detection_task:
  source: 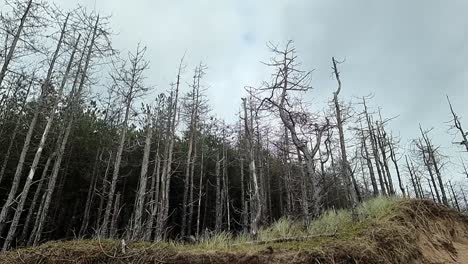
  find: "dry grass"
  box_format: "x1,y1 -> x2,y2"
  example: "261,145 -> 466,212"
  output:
2,197 -> 467,264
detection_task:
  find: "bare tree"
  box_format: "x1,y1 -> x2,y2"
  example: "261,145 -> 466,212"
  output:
0,13 -> 68,239
33,14 -> 102,245
132,105 -> 153,240
388,134 -> 405,196
419,125 -> 448,206
0,0 -> 33,87
447,96 -> 468,152
375,119 -> 395,195
154,57 -> 183,241
359,120 -> 379,196
258,41 -> 328,218
181,64 -> 206,237
362,98 -> 387,195
405,156 -> 420,198
100,44 -> 149,238
331,57 -> 358,218
242,96 -> 261,234
0,75 -> 32,185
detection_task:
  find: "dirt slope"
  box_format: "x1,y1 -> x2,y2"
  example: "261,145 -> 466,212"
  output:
1,199 -> 468,264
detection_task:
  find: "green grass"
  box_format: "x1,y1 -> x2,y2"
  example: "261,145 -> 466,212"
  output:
5,197 -> 404,257
180,196 -> 402,252
3,197 -> 453,264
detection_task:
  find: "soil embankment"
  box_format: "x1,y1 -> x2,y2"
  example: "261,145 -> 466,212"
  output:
1,199 -> 468,264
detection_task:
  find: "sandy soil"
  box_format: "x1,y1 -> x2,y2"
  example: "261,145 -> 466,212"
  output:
454,242 -> 468,263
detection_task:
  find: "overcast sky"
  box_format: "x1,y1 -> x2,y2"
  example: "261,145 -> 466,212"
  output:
55,0 -> 468,182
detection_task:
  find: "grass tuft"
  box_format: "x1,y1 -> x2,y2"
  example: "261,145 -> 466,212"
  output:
358,196 -> 400,220
308,209 -> 352,235
258,217 -> 305,241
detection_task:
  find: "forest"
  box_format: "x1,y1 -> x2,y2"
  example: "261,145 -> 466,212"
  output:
0,0 -> 467,252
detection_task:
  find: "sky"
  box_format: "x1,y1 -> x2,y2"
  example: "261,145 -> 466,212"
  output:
54,0 -> 468,184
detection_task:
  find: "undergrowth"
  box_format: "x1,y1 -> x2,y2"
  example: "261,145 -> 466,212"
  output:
0,197 -> 422,263
183,196 -> 401,251
3,197 -> 465,263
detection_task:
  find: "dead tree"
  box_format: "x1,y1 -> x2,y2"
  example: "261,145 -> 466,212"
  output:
388,135 -> 405,196
154,57 -> 183,241
375,120 -> 395,195
0,14 -> 69,241
0,0 -> 33,87
362,98 -> 386,195
132,105 -> 153,240
222,124 -> 231,231
0,76 -> 32,185
242,97 -> 261,234
195,121 -> 206,238
258,41 -> 327,219
418,138 -> 441,203
331,57 -> 358,218
79,150 -> 101,237
181,64 -> 205,237
419,126 -> 448,206
101,44 -> 149,238
359,120 -> 379,196
144,95 -> 164,240
448,181 -> 460,212
405,156 -> 420,198
2,15 -> 77,250
33,15 -> 101,245
19,151 -> 54,244
447,96 -> 468,152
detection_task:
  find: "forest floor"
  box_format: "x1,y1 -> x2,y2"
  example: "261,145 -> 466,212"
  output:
1,198 -> 468,263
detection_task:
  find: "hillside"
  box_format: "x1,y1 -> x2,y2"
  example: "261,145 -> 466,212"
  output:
1,198 -> 467,264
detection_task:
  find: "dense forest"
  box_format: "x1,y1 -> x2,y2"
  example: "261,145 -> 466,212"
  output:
0,0 -> 467,251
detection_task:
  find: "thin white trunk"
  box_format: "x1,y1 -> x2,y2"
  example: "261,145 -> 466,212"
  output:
0,0 -> 33,86
133,109 -> 153,239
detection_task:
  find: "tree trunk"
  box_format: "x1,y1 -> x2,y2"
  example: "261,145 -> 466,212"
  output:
79,150 -> 101,237
389,140 -> 405,196
109,192 -> 121,238
214,153 -> 223,232
2,19 -> 73,250
449,181 -> 460,212
375,123 -> 395,195
187,136 -> 197,236
242,98 -> 261,235
360,129 -> 379,196
429,150 -> 448,206
19,152 -> 53,244
332,57 -> 358,220
0,0 -> 33,87
132,109 -> 153,239
406,156 -> 420,198
144,139 -> 160,241
155,63 -> 181,241
297,149 -> 309,221
223,141 -> 230,231
96,151 -> 113,233
370,124 -> 387,195
34,16 -> 98,244
363,98 -> 387,196
0,78 -> 32,185
0,15 -> 68,236
195,132 -> 205,238
424,149 -> 441,203
447,96 -> 468,152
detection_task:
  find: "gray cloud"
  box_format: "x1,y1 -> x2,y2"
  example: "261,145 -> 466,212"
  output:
56,0 -> 468,181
